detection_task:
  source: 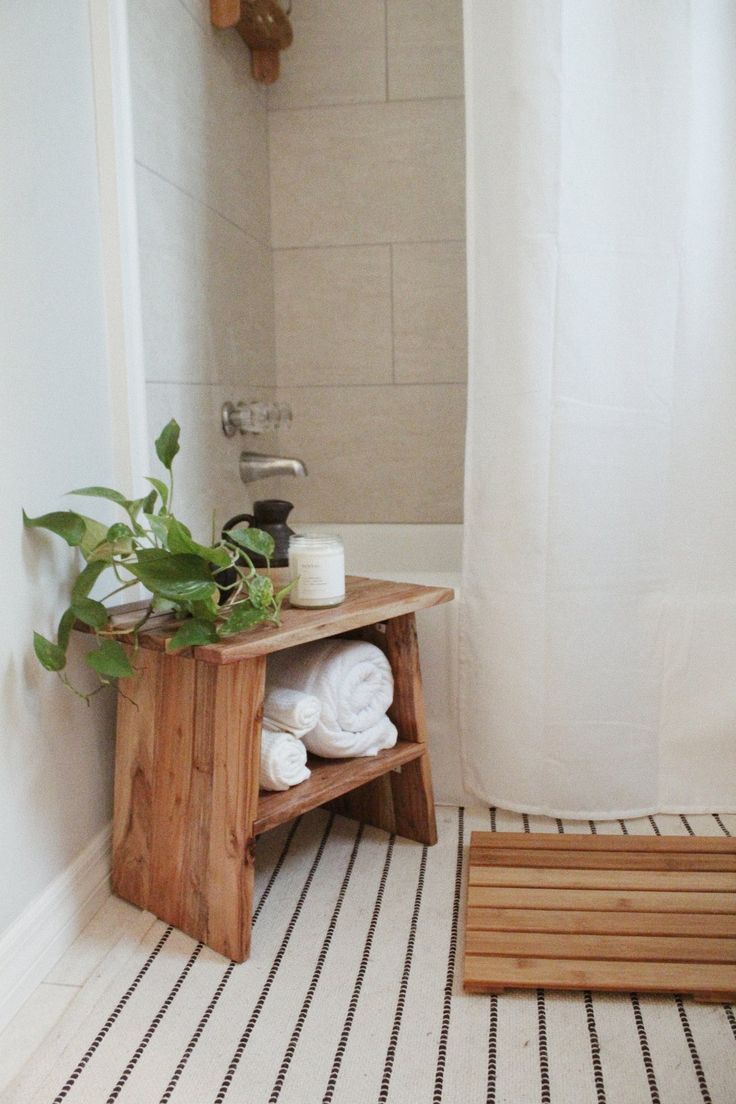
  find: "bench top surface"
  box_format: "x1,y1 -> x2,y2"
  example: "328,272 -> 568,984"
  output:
105,573 -> 454,664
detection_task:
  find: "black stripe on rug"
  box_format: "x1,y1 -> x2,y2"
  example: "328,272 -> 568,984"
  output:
377,843 -> 428,1103
630,992 -> 661,1104
618,819 -> 629,835
158,818 -> 302,1104
537,988 -> 551,1104
213,814 -> 335,1104
581,824 -> 607,1104
584,991 -> 606,1104
648,816 -> 661,836
105,942 -> 203,1103
713,813 -> 732,837
322,834 -> 396,1104
674,994 -> 712,1103
51,926 -> 173,1103
680,815 -> 696,836
486,808 -> 498,1104
432,808 -> 465,1103
268,825 -> 364,1103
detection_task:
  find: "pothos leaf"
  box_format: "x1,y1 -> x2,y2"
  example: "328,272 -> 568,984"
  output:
71,597 -> 109,630
155,420 -> 180,471
23,510 -> 85,547
78,515 -> 109,560
84,640 -> 135,679
217,603 -> 269,637
57,608 -> 76,651
144,513 -> 171,545
145,476 -> 169,510
166,619 -> 219,654
68,486 -> 130,506
247,573 -> 274,609
167,518 -> 231,568
33,632 -> 67,672
225,526 -> 275,560
129,550 -> 217,602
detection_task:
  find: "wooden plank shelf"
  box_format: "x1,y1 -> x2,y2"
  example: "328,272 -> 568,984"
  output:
464,831 -> 736,1001
254,741 -> 425,835
106,574 -> 453,664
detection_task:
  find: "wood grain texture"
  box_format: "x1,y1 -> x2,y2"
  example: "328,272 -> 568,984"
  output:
256,741 -> 424,836
111,647 -> 162,906
471,845 -> 736,871
210,0 -> 240,28
466,907 -> 736,937
469,831 -> 736,853
100,576 -> 454,664
465,931 -> 736,964
468,886 -> 735,913
463,955 -> 736,998
464,831 -> 736,1001
469,866 -> 736,892
325,614 -> 437,844
112,652 -> 266,962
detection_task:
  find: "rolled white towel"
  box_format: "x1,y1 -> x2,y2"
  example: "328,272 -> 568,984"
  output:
260,728 -> 311,792
263,687 -> 321,739
267,639 -> 397,758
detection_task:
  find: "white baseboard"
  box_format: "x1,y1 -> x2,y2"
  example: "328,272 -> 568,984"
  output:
0,823 -> 112,1035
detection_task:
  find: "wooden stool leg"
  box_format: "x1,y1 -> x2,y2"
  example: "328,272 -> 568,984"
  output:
113,649 -> 265,962
330,613 -> 437,845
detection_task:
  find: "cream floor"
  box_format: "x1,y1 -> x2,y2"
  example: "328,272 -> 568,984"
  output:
0,895 -> 159,1097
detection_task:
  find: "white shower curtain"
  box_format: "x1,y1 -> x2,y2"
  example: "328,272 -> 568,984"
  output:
460,0 -> 736,818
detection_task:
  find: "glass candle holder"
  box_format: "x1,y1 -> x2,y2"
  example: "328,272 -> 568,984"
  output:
288,533 -> 345,608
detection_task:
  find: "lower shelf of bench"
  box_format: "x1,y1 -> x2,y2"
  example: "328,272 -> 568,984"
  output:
254,740 -> 425,835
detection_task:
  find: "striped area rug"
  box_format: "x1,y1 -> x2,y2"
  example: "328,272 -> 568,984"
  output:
5,807 -> 736,1104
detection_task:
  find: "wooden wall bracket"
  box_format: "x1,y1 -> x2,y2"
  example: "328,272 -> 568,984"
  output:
210,0 -> 293,85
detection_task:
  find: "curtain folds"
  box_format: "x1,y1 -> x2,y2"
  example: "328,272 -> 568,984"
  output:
460,0 -> 736,818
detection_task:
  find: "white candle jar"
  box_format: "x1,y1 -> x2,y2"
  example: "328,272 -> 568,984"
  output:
288,533 -> 345,608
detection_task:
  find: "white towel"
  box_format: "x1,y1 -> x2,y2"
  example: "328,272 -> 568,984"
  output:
260,728 -> 311,791
267,639 -> 398,758
263,687 -> 321,739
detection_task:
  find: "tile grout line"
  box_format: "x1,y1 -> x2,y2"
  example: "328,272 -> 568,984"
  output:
389,244 -> 397,384
383,0 -> 390,102
272,238 -> 466,254
268,94 -> 465,115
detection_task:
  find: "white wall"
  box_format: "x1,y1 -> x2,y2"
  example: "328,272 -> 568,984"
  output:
0,1 -> 117,933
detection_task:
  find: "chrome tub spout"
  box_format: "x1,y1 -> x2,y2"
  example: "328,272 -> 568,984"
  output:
239,452 -> 308,484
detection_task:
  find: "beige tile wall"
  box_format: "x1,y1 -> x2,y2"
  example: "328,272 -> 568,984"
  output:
129,0 -> 467,529
268,0 -> 467,524
128,0 -> 276,537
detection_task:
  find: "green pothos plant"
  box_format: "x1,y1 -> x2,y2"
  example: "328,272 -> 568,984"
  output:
24,419 -> 292,699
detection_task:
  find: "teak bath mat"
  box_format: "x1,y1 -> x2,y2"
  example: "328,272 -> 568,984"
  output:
464,831 -> 736,1001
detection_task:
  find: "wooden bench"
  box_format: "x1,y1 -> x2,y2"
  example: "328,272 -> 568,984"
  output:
108,575 -> 454,961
